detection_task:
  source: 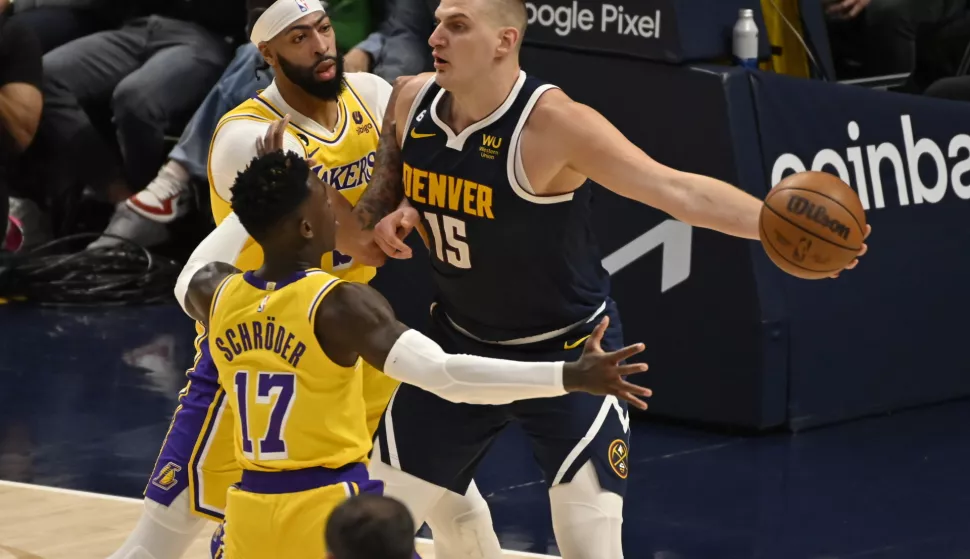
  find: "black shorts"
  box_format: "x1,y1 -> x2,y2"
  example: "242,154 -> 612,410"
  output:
374,298 -> 631,497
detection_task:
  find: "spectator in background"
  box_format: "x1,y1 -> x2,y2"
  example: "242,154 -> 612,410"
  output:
325,494 -> 416,559
8,0 -> 112,53
92,0 -> 399,248
367,0 -> 435,81
0,3 -> 42,251
39,0 -> 243,219
827,0 -> 968,77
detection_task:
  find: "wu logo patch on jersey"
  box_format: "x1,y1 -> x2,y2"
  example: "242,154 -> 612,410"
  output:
480,134 -> 503,160
151,462 -> 182,491
608,439 -> 629,479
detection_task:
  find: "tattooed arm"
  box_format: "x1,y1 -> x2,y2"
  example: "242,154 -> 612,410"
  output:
353,73 -> 435,257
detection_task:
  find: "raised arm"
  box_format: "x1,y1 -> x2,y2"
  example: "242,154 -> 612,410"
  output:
173,212 -> 249,322
314,282 -> 652,408
530,90 -> 762,241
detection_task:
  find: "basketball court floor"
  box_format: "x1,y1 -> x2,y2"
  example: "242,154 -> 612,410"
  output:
2,302 -> 970,558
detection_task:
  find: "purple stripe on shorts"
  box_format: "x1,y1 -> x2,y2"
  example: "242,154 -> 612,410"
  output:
239,462 -> 370,494
145,339 -> 220,508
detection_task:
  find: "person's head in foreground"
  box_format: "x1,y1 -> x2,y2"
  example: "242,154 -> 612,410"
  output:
230,150 -> 336,266
325,493 -> 417,559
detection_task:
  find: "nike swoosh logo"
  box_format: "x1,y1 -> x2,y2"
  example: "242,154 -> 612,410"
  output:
564,335 -> 591,350
307,147 -> 320,159
410,129 -> 436,139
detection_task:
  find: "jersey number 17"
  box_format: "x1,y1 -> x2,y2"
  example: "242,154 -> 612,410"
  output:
234,371 -> 296,461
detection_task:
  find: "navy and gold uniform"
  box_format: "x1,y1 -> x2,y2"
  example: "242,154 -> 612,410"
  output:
208,269 -> 385,558
376,72 -> 631,497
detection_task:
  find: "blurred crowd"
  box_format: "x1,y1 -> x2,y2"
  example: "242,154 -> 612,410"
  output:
0,0 -> 967,255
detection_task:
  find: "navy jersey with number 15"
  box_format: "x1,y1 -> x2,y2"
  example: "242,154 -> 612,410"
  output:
400,72 -> 610,342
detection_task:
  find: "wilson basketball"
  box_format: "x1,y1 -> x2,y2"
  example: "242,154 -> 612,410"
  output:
759,171 -> 866,280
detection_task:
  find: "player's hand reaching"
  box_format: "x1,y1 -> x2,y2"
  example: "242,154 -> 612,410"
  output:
256,114 -> 292,156
562,316 -> 652,410
374,205 -> 420,259
829,224 -> 871,279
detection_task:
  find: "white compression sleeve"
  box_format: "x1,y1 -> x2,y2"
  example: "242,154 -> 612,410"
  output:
173,212 -> 249,314
383,329 -> 567,405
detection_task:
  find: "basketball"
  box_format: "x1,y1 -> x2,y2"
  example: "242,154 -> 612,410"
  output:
759,171 -> 867,280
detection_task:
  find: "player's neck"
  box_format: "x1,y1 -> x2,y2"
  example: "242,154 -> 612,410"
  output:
276,79 -> 340,131
256,255 -> 314,283
445,65 -> 520,133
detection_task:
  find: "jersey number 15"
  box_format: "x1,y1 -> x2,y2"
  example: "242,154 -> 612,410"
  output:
234,371 -> 296,461
424,211 -> 471,269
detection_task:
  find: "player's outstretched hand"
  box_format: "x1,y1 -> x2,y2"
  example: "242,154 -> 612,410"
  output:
374,206 -> 419,259
562,316 -> 652,410
256,114 -> 292,156
829,224 -> 871,279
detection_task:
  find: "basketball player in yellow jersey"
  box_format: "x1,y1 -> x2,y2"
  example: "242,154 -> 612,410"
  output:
184,151 -> 651,558
110,3 -> 493,558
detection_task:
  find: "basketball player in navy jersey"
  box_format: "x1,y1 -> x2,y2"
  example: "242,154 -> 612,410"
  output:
352,0 -> 871,556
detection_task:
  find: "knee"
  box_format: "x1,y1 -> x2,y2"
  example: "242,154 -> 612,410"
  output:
144,491 -> 208,534
112,81 -> 162,124
549,461 -> 624,559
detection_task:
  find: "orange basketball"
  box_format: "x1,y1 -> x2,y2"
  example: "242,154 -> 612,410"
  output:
759,171 -> 867,280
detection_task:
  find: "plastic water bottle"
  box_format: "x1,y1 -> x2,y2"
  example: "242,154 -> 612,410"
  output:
733,8 -> 759,69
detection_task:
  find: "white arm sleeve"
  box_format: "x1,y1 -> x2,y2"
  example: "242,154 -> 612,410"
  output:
383,330 -> 568,405
209,119 -> 308,205
173,212 -> 250,315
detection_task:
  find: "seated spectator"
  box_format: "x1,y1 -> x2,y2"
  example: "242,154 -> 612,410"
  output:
9,0 -> 113,54
827,0 -> 968,78
0,7 -> 43,251
38,0 -> 244,222
325,494 -> 416,559
92,0 -> 401,248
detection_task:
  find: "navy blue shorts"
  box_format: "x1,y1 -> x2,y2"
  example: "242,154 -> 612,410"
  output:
375,299 -> 631,497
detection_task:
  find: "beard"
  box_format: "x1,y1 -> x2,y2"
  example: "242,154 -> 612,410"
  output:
277,52 -> 345,101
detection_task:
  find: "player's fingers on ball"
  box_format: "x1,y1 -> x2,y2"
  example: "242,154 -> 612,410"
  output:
844,259 -> 858,270
864,224 -> 872,239
857,243 -> 868,257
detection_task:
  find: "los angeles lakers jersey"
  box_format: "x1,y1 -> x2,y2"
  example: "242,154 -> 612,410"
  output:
207,269 -> 371,472
208,74 -> 386,285
400,71 -> 610,342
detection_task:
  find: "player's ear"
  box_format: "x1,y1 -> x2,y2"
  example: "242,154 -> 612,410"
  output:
258,43 -> 275,67
300,218 -> 313,240
496,26 -> 519,56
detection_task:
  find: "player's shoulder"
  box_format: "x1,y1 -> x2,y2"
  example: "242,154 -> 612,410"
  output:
345,71 -> 392,99
523,87 -> 582,133
392,73 -> 437,111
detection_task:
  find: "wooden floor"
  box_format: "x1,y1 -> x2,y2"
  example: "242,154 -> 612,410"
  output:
0,481 -> 554,559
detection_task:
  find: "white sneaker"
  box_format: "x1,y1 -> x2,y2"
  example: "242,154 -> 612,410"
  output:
125,162 -> 191,224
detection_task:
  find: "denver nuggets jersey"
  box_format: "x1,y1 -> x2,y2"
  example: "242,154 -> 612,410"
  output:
401,72 -> 610,341
208,269 -> 371,472
208,77 -> 382,285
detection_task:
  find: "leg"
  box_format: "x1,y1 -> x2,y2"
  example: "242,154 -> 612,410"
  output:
166,43 -> 272,182
510,300 -> 629,558
112,20 -> 229,192
109,328 -> 239,558
371,381 -> 506,559
41,25 -> 145,201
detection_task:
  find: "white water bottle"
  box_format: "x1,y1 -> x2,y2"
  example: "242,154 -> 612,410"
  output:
733,8 -> 759,69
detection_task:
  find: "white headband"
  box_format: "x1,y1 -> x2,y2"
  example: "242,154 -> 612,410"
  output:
250,0 -> 326,45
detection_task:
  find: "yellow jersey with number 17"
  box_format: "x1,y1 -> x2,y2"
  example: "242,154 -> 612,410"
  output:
208,268 -> 371,472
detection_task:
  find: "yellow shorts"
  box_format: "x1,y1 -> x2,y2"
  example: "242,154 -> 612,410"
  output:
216,463 -> 383,558
145,325 -> 399,522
